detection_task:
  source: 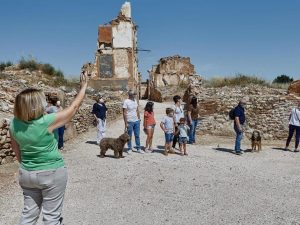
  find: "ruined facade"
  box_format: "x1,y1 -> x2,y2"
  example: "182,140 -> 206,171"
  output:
149,55 -> 196,88
83,2 -> 140,95
145,55 -> 201,102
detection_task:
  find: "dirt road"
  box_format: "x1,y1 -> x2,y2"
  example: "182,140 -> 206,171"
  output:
1,100 -> 300,225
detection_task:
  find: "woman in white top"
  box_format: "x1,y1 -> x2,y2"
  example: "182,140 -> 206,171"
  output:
172,95 -> 185,149
285,107 -> 300,152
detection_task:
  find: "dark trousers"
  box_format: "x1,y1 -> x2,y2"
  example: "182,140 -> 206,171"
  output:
286,124 -> 300,149
58,126 -> 65,149
172,123 -> 180,148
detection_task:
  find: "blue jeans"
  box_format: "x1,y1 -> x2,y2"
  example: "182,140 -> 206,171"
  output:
189,119 -> 198,143
234,125 -> 244,153
58,126 -> 65,149
286,124 -> 300,149
127,120 -> 141,150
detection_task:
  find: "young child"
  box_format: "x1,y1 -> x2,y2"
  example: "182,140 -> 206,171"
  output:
178,118 -> 190,156
143,101 -> 156,152
160,108 -> 175,156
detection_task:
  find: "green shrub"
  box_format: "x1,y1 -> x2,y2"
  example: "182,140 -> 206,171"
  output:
273,74 -> 293,84
19,58 -> 39,71
18,57 -> 65,78
0,61 -> 13,71
54,69 -> 64,78
40,63 -> 55,76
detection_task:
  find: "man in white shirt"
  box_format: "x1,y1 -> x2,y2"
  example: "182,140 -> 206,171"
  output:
123,90 -> 143,154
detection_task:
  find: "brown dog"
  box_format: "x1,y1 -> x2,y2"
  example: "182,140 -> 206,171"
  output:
99,133 -> 130,158
251,131 -> 262,152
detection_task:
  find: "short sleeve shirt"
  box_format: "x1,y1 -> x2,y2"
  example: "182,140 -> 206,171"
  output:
289,108 -> 300,126
188,104 -> 200,120
234,105 -> 246,125
178,124 -> 189,138
9,113 -> 64,171
92,103 -> 107,120
161,116 -> 174,133
144,111 -> 156,127
123,99 -> 139,122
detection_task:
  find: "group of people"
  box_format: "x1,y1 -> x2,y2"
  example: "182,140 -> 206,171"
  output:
8,70 -> 300,224
121,91 -> 200,156
229,97 -> 300,154
92,90 -> 201,156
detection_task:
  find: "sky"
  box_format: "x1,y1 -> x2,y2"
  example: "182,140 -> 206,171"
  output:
0,0 -> 299,81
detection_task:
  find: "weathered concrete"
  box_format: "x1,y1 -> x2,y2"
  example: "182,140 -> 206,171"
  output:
82,2 -> 139,95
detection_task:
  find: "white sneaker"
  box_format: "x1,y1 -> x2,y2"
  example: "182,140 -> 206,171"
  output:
127,149 -> 133,154
137,149 -> 145,154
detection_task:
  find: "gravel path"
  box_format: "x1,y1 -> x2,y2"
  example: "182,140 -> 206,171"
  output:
1,100 -> 300,225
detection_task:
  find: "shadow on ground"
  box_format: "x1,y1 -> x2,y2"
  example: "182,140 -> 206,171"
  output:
213,148 -> 253,155
85,141 -> 98,145
272,147 -> 294,152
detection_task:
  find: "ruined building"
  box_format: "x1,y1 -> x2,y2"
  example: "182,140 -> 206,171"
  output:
145,55 -> 202,102
83,2 -> 140,95
149,55 -> 196,87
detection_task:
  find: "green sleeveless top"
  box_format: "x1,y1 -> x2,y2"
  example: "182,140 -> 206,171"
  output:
10,113 -> 65,171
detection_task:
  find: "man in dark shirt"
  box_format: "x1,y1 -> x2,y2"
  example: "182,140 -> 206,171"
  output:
92,97 -> 108,144
234,98 -> 247,155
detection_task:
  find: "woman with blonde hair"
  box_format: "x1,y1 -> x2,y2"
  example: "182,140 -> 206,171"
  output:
9,73 -> 88,224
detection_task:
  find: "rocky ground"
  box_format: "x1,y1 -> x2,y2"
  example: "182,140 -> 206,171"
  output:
1,100 -> 300,225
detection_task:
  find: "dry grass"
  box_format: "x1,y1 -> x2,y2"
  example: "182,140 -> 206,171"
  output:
203,74 -> 268,87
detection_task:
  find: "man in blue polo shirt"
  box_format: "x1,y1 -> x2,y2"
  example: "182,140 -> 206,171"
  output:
234,98 -> 247,155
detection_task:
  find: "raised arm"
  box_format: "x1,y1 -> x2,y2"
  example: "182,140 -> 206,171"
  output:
48,73 -> 88,132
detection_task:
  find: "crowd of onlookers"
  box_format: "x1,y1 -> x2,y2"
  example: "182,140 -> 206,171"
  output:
92,90 -> 300,155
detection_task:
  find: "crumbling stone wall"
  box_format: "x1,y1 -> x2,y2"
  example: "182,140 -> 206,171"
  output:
196,85 -> 300,140
0,119 -> 14,165
149,55 -> 196,88
288,80 -> 300,96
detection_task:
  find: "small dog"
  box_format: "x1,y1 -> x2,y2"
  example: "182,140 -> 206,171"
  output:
251,131 -> 262,152
99,133 -> 130,158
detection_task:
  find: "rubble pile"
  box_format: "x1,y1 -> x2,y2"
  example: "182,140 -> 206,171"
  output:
0,119 -> 14,165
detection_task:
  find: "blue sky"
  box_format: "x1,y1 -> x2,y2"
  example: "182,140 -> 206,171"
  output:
0,0 -> 299,81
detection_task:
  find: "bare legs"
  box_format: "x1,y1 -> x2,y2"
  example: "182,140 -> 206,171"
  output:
145,128 -> 154,151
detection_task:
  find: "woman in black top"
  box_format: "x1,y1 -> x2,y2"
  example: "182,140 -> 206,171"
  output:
92,97 -> 108,144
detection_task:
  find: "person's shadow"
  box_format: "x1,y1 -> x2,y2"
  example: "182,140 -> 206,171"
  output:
85,141 -> 98,145
272,147 -> 292,152
213,147 -> 252,155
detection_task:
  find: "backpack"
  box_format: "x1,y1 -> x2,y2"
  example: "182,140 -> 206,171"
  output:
229,107 -> 236,120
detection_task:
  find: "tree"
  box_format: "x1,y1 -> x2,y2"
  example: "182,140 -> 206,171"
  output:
273,74 -> 293,83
